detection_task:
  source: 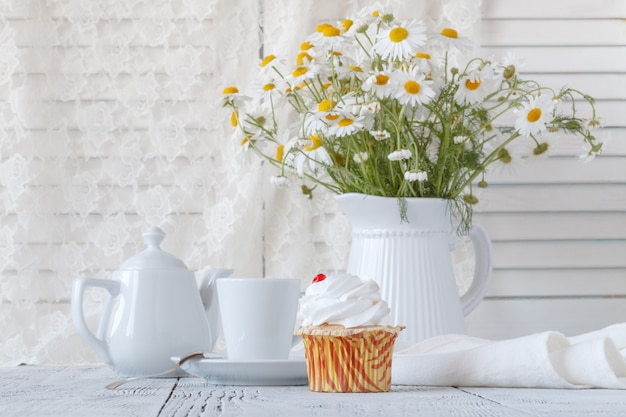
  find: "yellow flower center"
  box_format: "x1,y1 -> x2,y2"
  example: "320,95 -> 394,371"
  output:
372,10 -> 380,17
404,80 -> 421,95
332,51 -> 342,56
240,136 -> 250,147
263,83 -> 275,92
338,118 -> 354,127
389,27 -> 408,43
341,19 -> 353,32
527,108 -> 542,123
441,27 -> 458,39
349,65 -> 363,72
292,66 -> 308,77
261,55 -> 275,68
230,111 -> 238,127
375,74 -> 389,85
318,98 -> 334,112
415,52 -> 431,59
322,26 -> 340,37
325,113 -> 340,121
316,23 -> 332,32
222,86 -> 238,95
275,144 -> 284,162
300,41 -> 313,50
305,135 -> 323,151
296,51 -> 313,65
465,79 -> 481,91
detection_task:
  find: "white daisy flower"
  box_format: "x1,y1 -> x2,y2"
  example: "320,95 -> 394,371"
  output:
241,103 -> 273,137
514,94 -> 555,137
454,135 -> 468,144
303,135 -> 333,177
303,112 -> 328,136
362,69 -> 393,98
370,130 -> 391,141
578,133 -> 609,163
413,51 -> 434,74
327,114 -> 365,137
484,130 -> 526,176
357,102 -> 380,131
434,27 -> 473,52
374,19 -> 427,61
326,50 -> 354,80
490,146 -> 525,175
286,60 -> 319,87
388,149 -> 412,161
308,23 -> 346,48
345,60 -> 368,82
221,86 -> 251,108
404,170 -> 428,182
284,135 -> 332,178
270,176 -> 290,188
353,152 -> 369,163
303,97 -> 336,135
360,101 -> 381,115
392,66 -> 436,107
258,53 -> 287,81
495,52 -> 525,80
454,65 -> 496,105
258,81 -> 279,102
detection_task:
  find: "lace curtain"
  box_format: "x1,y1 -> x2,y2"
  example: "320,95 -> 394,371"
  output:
0,0 -> 480,365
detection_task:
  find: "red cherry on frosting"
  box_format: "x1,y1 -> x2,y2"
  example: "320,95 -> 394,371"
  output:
312,273 -> 326,283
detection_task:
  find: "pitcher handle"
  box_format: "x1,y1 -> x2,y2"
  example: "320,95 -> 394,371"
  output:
71,278 -> 121,366
459,223 -> 493,316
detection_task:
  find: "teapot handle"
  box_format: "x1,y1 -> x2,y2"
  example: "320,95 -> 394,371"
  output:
199,268 -> 234,351
459,223 -> 493,316
71,277 -> 121,366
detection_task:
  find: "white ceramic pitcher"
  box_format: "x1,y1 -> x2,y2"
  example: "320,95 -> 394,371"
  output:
71,226 -> 232,377
335,193 -> 492,347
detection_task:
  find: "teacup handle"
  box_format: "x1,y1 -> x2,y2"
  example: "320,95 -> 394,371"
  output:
71,277 -> 121,366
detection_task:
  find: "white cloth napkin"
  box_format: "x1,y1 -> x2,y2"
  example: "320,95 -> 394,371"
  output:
392,323 -> 626,388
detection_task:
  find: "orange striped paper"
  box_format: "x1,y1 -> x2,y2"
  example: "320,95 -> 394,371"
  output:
301,326 -> 403,393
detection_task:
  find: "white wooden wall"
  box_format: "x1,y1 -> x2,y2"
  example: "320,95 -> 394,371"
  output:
465,0 -> 626,339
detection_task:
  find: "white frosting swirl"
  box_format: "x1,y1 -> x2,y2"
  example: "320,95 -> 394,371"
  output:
297,272 -> 390,328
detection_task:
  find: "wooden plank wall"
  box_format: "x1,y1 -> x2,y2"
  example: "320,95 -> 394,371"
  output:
465,0 -> 626,339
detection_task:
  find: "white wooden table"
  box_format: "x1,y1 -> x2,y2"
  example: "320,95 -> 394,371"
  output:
1,366 -> 625,416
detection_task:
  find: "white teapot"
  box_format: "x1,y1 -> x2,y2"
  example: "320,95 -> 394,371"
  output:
71,226 -> 232,377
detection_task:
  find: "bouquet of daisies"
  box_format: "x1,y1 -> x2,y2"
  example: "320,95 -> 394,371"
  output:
222,7 -> 603,230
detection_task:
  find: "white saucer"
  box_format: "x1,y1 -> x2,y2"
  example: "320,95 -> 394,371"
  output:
177,356 -> 308,386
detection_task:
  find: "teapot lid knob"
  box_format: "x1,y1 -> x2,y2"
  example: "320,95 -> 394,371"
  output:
119,226 -> 189,271
142,226 -> 165,249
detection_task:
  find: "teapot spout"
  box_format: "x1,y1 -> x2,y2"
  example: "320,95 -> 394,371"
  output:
199,268 -> 233,348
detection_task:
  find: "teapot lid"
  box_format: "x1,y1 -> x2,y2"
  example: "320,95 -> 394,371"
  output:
120,227 -> 188,271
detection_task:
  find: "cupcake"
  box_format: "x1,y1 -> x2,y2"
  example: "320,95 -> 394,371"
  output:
295,272 -> 403,393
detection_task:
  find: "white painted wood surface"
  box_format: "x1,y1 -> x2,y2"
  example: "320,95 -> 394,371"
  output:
1,366 -> 625,417
462,0 -> 626,339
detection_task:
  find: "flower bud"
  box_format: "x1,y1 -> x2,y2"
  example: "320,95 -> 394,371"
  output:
463,194 -> 479,205
503,65 -> 516,79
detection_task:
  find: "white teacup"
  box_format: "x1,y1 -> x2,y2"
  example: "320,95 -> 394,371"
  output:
216,278 -> 300,361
